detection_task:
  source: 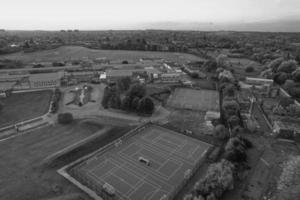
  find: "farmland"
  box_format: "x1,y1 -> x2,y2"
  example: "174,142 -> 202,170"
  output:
0,119 -> 133,200
0,46 -> 204,65
0,90 -> 52,128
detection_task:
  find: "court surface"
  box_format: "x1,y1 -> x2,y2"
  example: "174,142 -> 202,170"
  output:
72,125 -> 211,200
167,88 -> 219,111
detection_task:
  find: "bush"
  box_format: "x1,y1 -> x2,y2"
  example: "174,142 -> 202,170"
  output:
189,159 -> 234,199
213,124 -> 229,140
137,97 -> 155,115
58,113 -> 73,124
245,66 -> 254,73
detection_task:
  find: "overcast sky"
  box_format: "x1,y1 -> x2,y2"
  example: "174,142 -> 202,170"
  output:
0,0 -> 300,30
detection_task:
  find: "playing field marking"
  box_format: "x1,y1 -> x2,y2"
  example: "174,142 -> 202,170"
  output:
159,159 -> 184,181
189,145 -> 200,158
121,145 -> 183,181
140,140 -> 194,167
200,149 -> 208,157
118,152 -> 174,188
146,187 -> 161,200
142,138 -> 199,165
90,160 -> 118,178
86,161 -> 136,200
108,157 -> 166,191
104,173 -> 133,198
119,143 -> 141,157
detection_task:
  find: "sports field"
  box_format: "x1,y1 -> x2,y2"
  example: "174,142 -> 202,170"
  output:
0,90 -> 52,128
167,88 -> 219,111
69,125 -> 211,200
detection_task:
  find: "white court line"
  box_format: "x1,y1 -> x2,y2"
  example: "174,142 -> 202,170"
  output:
165,161 -> 183,181
201,149 -> 208,158
89,160 -> 117,178
119,143 -> 141,157
117,151 -> 173,189
145,186 -> 161,200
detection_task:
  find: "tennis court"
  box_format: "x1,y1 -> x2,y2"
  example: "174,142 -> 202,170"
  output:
70,125 -> 211,200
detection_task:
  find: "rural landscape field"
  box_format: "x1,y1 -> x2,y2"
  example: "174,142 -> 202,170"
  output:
1,1 -> 300,200
0,46 -> 203,65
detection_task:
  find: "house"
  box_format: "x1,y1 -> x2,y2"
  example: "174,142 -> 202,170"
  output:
0,73 -> 28,82
106,68 -> 160,83
29,72 -> 62,88
106,70 -> 133,82
158,73 -> 181,83
61,71 -> 97,85
273,120 -> 300,140
94,57 -> 110,64
245,77 -> 273,86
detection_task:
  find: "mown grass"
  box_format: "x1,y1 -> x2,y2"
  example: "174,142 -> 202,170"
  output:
0,90 -> 52,127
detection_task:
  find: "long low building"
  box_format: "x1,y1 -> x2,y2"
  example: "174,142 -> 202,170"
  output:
29,73 -> 62,88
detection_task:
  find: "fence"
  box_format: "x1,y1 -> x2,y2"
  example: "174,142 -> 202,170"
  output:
64,123 -> 152,200
167,148 -> 209,200
63,123 -> 210,200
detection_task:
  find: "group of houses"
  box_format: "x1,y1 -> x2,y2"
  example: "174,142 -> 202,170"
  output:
241,76 -> 300,142
0,60 -> 185,97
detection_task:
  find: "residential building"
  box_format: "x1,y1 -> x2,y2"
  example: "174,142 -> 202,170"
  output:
158,73 -> 181,83
273,120 -> 300,140
29,72 -> 62,88
245,77 -> 273,86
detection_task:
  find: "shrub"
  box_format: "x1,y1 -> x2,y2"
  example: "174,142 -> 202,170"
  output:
213,124 -> 229,140
245,66 -> 254,73
137,97 -> 155,115
58,113 -> 73,124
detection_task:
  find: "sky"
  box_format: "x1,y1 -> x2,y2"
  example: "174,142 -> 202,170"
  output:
0,0 -> 300,30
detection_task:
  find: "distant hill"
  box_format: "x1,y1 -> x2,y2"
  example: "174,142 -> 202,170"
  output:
138,18 -> 300,32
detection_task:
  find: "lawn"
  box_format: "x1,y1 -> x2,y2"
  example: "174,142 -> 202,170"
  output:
166,109 -> 220,145
0,119 -> 132,200
0,46 -> 204,65
0,90 -> 53,128
167,88 -> 219,111
226,57 -> 264,78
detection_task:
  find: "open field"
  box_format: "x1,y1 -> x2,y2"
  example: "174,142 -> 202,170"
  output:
0,120 -> 102,200
68,125 -> 211,200
0,46 -> 204,65
0,119 -> 134,200
167,88 -> 219,111
227,58 -> 264,78
0,90 -> 52,128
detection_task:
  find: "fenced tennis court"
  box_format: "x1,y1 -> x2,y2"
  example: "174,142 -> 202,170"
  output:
66,124 -> 212,200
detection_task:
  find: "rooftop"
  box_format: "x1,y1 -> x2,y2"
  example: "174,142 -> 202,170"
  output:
29,72 -> 62,82
0,82 -> 16,91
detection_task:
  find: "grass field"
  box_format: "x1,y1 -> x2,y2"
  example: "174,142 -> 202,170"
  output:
0,90 -> 52,128
0,120 -> 102,200
226,58 -> 263,78
167,88 -> 219,111
0,46 -> 204,65
68,125 -> 211,200
0,119 -> 133,200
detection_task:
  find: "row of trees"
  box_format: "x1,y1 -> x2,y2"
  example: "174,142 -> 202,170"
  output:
50,89 -> 61,113
101,81 -> 155,115
261,57 -> 300,98
184,135 -> 252,200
